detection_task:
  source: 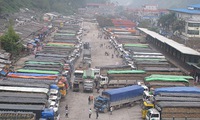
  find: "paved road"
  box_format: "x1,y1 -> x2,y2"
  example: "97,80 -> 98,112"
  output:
14,21 -> 142,120
59,22 -> 142,120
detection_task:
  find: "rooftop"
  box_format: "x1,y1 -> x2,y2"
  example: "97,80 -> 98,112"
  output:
138,28 -> 200,56
169,8 -> 200,14
188,4 -> 200,9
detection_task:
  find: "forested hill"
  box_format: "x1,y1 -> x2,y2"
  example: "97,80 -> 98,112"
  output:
123,0 -> 200,9
0,0 -> 108,15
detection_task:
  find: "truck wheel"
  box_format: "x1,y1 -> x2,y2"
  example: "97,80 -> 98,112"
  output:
103,108 -> 108,113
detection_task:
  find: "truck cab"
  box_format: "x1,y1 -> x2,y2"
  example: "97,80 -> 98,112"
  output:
74,70 -> 84,83
143,91 -> 153,102
141,101 -> 154,119
98,75 -> 108,88
91,68 -> 100,79
57,82 -> 66,97
94,96 -> 109,112
83,79 -> 94,92
146,108 -> 160,120
72,81 -> 80,92
49,89 -> 61,100
48,100 -> 59,116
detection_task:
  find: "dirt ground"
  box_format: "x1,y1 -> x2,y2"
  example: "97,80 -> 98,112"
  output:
58,22 -> 142,120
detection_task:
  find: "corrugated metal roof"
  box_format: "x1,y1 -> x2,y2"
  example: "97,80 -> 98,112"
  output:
169,8 -> 200,14
138,28 -> 200,56
188,4 -> 200,8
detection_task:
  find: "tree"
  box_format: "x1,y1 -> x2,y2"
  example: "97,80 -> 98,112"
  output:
158,12 -> 185,34
0,22 -> 24,56
138,20 -> 151,28
172,19 -> 185,33
158,12 -> 176,30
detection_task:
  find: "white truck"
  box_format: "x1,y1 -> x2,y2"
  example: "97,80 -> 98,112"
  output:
98,70 -> 146,88
73,70 -> 84,83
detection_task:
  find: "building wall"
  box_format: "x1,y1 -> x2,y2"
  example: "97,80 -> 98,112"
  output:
184,21 -> 200,37
177,13 -> 200,21
144,5 -> 158,10
174,12 -> 200,38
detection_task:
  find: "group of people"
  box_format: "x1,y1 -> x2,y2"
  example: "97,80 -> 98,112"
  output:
89,108 -> 99,119
89,106 -> 113,119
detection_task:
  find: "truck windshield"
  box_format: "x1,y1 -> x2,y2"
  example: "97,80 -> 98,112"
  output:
84,84 -> 93,87
143,94 -> 150,101
96,99 -> 105,104
151,113 -> 159,118
147,111 -> 159,118
74,73 -> 83,78
74,84 -> 79,87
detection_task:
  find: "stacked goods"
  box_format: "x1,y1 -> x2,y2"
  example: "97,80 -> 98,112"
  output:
146,87 -> 200,119
136,61 -> 170,70
144,74 -> 194,88
97,65 -> 133,75
0,111 -> 35,120
106,70 -> 146,88
155,102 -> 200,118
107,70 -> 146,80
144,67 -> 183,75
0,17 -> 83,120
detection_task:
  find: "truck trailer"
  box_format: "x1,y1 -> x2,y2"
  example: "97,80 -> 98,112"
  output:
94,85 -> 144,112
98,70 -> 146,88
146,102 -> 200,120
0,104 -> 57,120
0,111 -> 35,120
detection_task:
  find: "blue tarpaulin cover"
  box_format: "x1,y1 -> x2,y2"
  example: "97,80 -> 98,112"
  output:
154,87 -> 200,96
102,85 -> 144,102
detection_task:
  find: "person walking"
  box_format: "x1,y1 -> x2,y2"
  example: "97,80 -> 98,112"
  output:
96,109 -> 99,119
88,96 -> 91,105
110,106 -> 113,115
65,105 -> 68,110
97,87 -> 100,93
89,108 -> 92,118
65,107 -> 69,118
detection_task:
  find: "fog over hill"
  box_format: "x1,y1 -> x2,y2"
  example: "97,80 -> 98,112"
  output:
111,0 -> 200,9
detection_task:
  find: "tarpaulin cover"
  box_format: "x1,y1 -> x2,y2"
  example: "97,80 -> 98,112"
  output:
107,70 -> 146,74
102,85 -> 144,102
7,73 -> 58,80
154,87 -> 200,96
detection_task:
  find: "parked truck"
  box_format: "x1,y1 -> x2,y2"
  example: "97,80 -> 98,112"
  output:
73,70 -> 84,83
72,81 -> 80,92
145,87 -> 200,120
83,80 -> 94,92
146,102 -> 200,120
98,70 -> 146,88
6,73 -> 67,97
94,85 -> 144,112
0,104 -> 58,120
154,86 -> 200,96
83,69 -> 94,92
96,65 -> 134,75
0,111 -> 36,120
